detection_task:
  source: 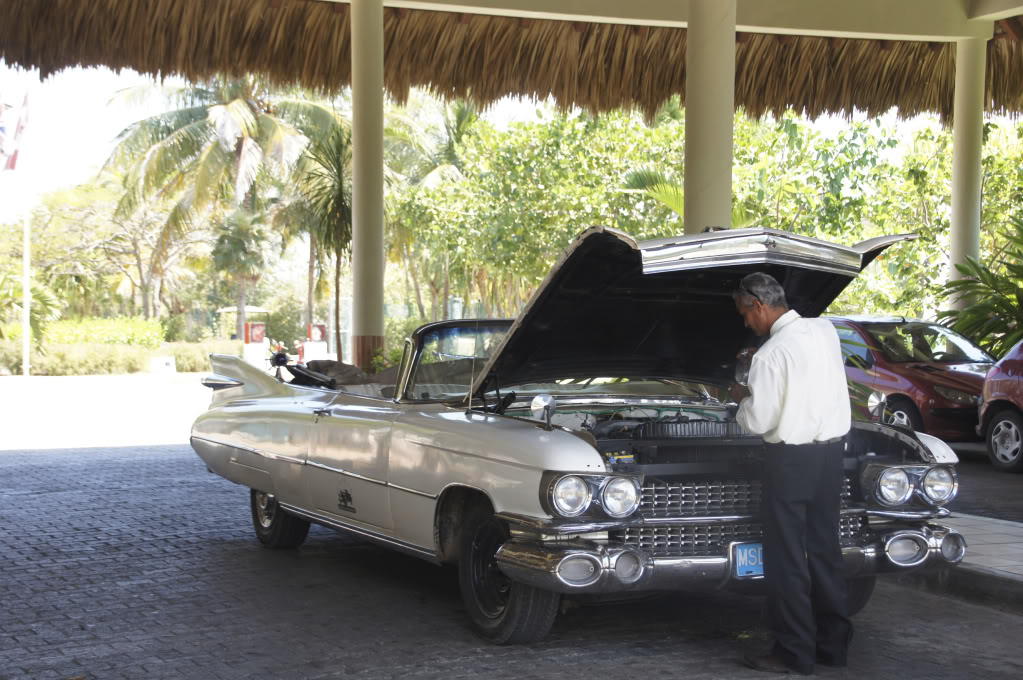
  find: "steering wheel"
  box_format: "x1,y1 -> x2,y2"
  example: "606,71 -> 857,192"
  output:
929,351 -> 952,361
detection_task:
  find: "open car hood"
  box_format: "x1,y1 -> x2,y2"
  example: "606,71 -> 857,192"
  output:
473,226 -> 915,395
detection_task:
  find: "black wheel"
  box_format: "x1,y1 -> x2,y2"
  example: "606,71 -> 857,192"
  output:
986,409 -> 1023,472
846,575 -> 876,616
457,502 -> 560,644
884,397 -> 924,432
250,489 -> 310,549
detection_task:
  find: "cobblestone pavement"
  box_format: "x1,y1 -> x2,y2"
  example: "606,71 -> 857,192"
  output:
2,445 -> 1022,680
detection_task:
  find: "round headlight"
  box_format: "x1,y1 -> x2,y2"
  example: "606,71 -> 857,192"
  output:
922,466 -> 955,503
877,468 -> 912,505
601,477 -> 639,518
552,476 -> 591,517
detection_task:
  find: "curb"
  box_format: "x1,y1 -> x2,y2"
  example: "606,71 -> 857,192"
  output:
890,562 -> 1023,616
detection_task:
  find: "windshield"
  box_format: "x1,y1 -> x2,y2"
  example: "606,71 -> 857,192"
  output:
865,322 -> 993,364
487,376 -> 712,400
406,323 -> 507,400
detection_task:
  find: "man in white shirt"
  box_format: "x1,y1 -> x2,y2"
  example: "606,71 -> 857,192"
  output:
727,272 -> 852,676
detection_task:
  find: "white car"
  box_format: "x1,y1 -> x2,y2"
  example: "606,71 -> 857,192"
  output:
191,226 -> 965,644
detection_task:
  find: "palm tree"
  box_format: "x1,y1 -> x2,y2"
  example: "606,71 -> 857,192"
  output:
211,210 -> 274,339
297,124 -> 354,358
105,77 -> 338,317
0,274 -> 61,344
623,166 -> 754,230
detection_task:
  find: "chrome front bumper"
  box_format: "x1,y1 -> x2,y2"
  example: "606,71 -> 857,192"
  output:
494,524 -> 966,595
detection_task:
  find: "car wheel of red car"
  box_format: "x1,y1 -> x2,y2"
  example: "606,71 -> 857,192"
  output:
458,502 -> 560,644
987,410 -> 1023,473
884,397 -> 923,433
250,489 -> 310,548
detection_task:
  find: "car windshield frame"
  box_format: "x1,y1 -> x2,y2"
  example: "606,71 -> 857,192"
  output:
863,321 -> 994,364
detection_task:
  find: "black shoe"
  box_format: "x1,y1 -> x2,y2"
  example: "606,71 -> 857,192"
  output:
743,653 -> 813,675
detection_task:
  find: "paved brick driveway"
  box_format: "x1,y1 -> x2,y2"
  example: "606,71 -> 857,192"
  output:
2,445 -> 1023,680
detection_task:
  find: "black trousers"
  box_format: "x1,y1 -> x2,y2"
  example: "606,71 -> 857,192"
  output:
762,439 -> 853,673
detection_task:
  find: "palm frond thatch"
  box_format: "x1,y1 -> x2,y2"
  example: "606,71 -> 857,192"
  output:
3,1 -> 1023,122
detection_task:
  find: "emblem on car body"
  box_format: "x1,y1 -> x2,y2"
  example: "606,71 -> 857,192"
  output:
337,488 -> 357,513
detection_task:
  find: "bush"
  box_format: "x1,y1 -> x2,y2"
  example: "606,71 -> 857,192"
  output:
0,339 -> 242,376
162,340 -> 242,373
45,317 -> 163,349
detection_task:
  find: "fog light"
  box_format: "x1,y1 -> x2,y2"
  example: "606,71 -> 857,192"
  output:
614,551 -> 643,584
940,533 -> 966,562
886,535 -> 927,566
558,555 -> 601,586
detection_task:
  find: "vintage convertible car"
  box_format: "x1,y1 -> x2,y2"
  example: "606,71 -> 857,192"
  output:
191,226 -> 966,644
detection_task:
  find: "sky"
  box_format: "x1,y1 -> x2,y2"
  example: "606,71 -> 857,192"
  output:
0,65 -> 181,222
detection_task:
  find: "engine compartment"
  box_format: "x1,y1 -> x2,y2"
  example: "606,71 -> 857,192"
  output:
507,401 -> 934,508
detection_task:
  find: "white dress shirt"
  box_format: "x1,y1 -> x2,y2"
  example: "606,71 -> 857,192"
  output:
736,309 -> 851,445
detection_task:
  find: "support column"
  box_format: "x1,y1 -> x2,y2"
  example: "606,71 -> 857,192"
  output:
949,37 -> 986,308
683,0 -> 736,234
351,0 -> 385,368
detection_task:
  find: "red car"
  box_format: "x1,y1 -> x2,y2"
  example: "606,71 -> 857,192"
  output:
978,339 -> 1023,472
827,316 -> 993,442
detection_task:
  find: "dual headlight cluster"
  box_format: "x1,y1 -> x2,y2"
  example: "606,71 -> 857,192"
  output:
875,465 -> 957,506
546,474 -> 641,519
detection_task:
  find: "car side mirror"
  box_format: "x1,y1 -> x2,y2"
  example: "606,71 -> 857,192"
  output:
531,394 -> 557,431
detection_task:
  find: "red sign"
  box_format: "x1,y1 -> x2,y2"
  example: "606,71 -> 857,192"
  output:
245,322 -> 266,344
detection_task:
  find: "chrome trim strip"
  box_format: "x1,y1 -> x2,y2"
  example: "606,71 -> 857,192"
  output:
279,503 -> 438,561
201,374 -> 244,390
304,460 -> 435,497
305,460 -> 387,486
388,482 -> 437,499
190,436 -> 305,466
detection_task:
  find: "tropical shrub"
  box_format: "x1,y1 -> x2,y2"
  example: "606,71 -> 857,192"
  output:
937,216 -> 1023,358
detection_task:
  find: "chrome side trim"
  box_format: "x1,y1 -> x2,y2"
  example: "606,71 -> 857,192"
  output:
201,374 -> 243,390
388,482 -> 437,499
302,458 -> 435,496
190,436 -> 305,466
306,460 -> 387,486
279,502 -> 439,563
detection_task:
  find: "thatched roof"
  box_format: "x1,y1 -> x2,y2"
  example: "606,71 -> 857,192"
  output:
2,0 -> 1022,121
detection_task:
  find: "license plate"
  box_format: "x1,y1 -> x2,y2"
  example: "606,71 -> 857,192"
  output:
735,542 -> 764,577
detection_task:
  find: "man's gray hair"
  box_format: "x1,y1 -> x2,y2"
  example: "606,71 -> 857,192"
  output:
735,272 -> 788,309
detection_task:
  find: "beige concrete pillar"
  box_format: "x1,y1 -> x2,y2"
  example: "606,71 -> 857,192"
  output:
351,0 -> 386,367
683,0 -> 736,234
949,37 -> 986,308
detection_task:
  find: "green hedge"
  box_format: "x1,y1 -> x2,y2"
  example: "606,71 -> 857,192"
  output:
44,317 -> 164,349
0,340 -> 242,376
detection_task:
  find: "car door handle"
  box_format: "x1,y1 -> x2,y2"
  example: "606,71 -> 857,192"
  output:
313,408 -> 332,417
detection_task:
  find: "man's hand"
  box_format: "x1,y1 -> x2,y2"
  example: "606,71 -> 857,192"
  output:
728,382 -> 751,403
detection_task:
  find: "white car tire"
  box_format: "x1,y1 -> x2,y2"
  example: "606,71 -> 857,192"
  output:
987,409 -> 1023,473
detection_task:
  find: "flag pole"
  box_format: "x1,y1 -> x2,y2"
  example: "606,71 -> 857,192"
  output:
22,213 -> 31,376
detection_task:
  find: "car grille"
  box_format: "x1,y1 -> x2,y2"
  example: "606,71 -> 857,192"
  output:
618,477 -> 862,557
640,477 -> 852,517
615,514 -> 866,557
